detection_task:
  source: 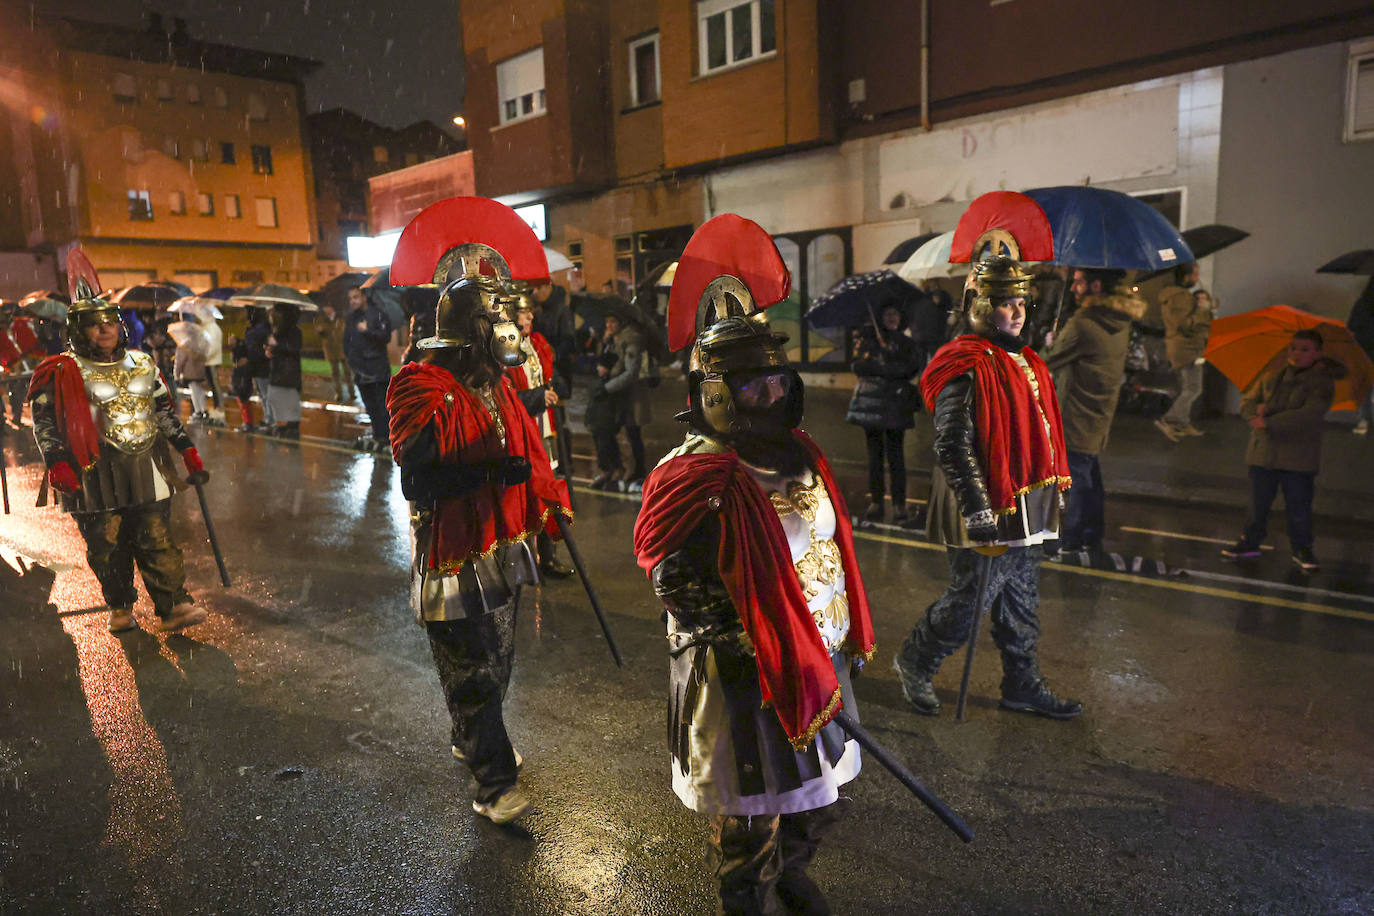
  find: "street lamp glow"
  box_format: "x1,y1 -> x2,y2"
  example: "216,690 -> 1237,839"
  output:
452,115 -> 466,128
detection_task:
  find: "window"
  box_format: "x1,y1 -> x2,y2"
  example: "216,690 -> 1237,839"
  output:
186,83 -> 201,104
405,152 -> 419,166
197,192 -> 214,216
251,145 -> 274,175
255,197 -> 278,228
1345,40 -> 1374,142
628,33 -> 661,106
113,72 -> 137,101
191,138 -> 209,161
162,136 -> 180,158
496,47 -> 547,125
373,145 -> 390,164
127,189 -> 153,221
168,190 -> 186,215
155,78 -> 172,100
246,92 -> 267,120
213,86 -> 228,107
220,142 -> 236,164
172,271 -> 216,293
698,0 -> 776,75
225,194 -> 242,219
232,270 -> 265,284
567,240 -> 583,258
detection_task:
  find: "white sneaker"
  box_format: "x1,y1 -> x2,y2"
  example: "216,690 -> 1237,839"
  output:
452,745 -> 522,769
472,787 -> 530,824
1354,421 -> 1369,436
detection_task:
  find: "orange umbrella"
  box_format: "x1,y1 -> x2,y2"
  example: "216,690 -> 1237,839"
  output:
1205,304 -> 1374,411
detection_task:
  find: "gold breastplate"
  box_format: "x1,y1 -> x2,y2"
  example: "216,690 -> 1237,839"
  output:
78,351 -> 160,454
769,474 -> 849,638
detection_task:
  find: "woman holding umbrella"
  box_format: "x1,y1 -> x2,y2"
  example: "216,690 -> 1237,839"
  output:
266,304 -> 304,439
845,303 -> 923,524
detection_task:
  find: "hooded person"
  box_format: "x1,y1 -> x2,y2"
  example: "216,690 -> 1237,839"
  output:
384,197 -> 572,825
26,250 -> 209,634
1045,268 -> 1148,555
633,214 -> 877,916
894,248 -> 1082,721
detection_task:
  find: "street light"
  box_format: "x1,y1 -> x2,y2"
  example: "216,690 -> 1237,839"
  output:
452,115 -> 466,128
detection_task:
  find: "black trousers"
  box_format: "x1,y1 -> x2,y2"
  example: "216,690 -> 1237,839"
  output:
357,379 -> 390,444
425,602 -> 519,804
898,546 -> 1043,688
863,428 -> 907,505
1061,450 -> 1104,550
625,424 -> 647,479
73,499 -> 192,617
591,424 -> 623,474
709,803 -> 840,916
1242,466 -> 1315,550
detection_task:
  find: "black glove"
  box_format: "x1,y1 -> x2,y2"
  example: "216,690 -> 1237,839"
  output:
493,456 -> 532,488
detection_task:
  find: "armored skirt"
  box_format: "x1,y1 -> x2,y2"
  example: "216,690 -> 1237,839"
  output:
668,638 -> 860,816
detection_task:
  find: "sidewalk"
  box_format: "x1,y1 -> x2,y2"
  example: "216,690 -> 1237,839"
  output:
551,373 -> 1374,525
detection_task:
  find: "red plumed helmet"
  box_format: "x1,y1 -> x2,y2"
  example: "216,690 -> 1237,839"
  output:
667,214 -> 791,352
950,191 -> 1054,264
389,196 -> 549,286
66,248 -> 102,300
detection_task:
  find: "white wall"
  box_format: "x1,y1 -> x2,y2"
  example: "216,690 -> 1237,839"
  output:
707,68 -> 1224,277
1213,39 -> 1374,321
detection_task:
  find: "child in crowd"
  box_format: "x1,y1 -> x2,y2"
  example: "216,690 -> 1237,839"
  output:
1222,328 -> 1346,571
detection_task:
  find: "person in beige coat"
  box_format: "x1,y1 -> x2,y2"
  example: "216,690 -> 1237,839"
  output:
1156,262 -> 1212,439
1222,328 -> 1345,571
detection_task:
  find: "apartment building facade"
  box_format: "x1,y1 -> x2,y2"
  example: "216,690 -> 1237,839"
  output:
459,1 -> 1374,367
3,15 -> 322,295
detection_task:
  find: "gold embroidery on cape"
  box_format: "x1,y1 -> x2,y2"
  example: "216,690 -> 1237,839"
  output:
473,384 -> 506,446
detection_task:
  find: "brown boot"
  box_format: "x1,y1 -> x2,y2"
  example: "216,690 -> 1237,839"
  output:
158,603 -> 207,633
108,607 -> 137,633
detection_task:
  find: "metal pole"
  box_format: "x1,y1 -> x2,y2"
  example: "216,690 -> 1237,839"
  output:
553,404 -> 575,511
193,482 -> 232,587
955,547 -> 1005,722
0,415 -> 10,514
553,511 -> 623,668
833,710 -> 974,843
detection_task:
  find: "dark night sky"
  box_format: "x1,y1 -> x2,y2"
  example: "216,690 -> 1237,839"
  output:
39,0 -> 465,131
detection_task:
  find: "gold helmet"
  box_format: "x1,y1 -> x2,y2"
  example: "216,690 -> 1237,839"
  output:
668,215 -> 797,438
65,251 -> 126,360
389,196 -> 550,368
965,255 -> 1034,333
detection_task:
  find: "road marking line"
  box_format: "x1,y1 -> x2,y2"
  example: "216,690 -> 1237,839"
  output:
842,529 -> 1374,624
1180,568 -> 1374,606
1119,525 -> 1275,550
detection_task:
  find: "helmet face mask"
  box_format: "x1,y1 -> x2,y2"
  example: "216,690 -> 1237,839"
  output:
420,273 -> 524,370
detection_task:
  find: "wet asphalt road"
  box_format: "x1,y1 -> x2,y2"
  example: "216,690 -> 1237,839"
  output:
2,414 -> 1373,916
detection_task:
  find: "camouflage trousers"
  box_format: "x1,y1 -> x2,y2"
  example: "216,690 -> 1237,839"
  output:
73,499 -> 192,618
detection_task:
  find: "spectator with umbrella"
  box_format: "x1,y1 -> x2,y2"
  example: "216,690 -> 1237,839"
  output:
845,303 -> 923,525
242,307 -> 273,432
1155,262 -> 1212,440
171,311 -> 212,422
265,304 -> 304,439
1044,268 -> 1147,558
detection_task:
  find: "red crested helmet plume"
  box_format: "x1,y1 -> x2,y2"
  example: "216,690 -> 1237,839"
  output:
950,191 -> 1054,264
389,196 -> 550,286
667,214 -> 790,351
67,248 -> 102,300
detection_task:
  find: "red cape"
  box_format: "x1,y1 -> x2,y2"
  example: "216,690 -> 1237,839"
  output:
920,335 -> 1071,515
26,354 -> 102,470
633,431 -> 875,750
387,362 -> 570,573
505,332 -> 557,434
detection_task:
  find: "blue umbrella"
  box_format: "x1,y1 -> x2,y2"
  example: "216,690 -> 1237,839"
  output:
1022,186 -> 1194,271
807,269 -> 922,329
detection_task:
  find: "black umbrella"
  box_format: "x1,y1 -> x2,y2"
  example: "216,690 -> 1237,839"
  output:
1136,224 -> 1251,280
807,269 -> 921,330
359,266 -> 418,327
1317,249 -> 1374,275
109,283 -> 186,310
883,232 -> 943,266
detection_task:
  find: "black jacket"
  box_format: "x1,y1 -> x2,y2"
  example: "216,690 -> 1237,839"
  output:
268,325 -> 302,390
343,303 -> 393,383
244,319 -> 272,379
845,328 -> 922,430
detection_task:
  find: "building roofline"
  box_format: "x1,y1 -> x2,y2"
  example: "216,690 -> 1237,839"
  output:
50,15 -> 323,84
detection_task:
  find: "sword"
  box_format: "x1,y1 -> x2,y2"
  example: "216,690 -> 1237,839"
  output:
0,416 -> 10,514
832,709 -> 974,843
955,545 -> 1008,722
552,511 -> 622,667
192,481 -> 232,587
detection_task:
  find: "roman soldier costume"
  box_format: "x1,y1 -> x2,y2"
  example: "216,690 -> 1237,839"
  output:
505,289 -> 573,578
632,214 -> 876,915
893,247 -> 1082,720
385,196 -> 572,825
26,250 -> 208,634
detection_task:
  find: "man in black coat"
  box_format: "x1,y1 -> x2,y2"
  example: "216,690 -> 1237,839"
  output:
343,286 -> 394,453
